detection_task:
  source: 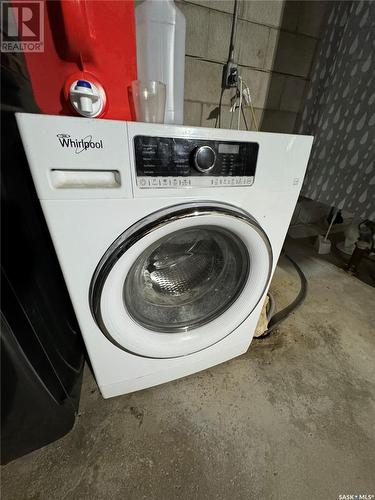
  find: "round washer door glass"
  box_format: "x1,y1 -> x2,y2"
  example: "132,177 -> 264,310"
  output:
90,202 -> 273,359
124,225 -> 249,332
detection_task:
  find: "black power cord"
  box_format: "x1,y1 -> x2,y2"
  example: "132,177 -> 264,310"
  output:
215,88 -> 225,129
215,0 -> 239,128
241,105 -> 249,130
226,0 -> 239,64
256,254 -> 308,340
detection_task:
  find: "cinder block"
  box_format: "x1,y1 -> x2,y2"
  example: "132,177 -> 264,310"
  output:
263,73 -> 285,110
207,10 -> 235,63
240,107 -> 263,131
209,0 -> 239,15
264,28 -> 279,71
178,2 -> 209,58
280,1 -> 301,32
182,0 -> 239,16
242,0 -> 284,27
297,1 -> 329,38
185,61 -> 240,108
272,32 -> 316,77
254,108 -> 263,130
237,67 -> 271,109
184,57 -> 223,103
237,20 -> 269,69
280,76 -> 307,112
201,103 -> 261,131
184,101 -> 203,126
201,103 -> 232,128
261,109 -> 298,133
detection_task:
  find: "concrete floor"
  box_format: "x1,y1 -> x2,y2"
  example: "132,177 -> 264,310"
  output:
2,253 -> 375,500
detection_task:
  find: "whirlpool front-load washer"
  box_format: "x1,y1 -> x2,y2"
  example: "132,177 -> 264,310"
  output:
16,113 -> 313,398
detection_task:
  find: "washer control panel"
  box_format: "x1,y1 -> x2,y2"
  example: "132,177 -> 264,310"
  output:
134,136 -> 259,188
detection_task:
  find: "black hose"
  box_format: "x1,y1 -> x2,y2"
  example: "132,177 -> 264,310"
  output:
256,254 -> 308,340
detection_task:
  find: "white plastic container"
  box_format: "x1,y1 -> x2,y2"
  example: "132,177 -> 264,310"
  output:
315,235 -> 332,254
136,0 -> 186,125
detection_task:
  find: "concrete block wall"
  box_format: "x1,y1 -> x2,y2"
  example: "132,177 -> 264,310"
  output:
179,0 -> 329,133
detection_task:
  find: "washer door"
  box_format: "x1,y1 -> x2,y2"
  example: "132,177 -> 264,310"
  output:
90,202 -> 273,358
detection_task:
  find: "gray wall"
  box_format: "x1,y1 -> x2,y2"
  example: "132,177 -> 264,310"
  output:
179,0 -> 329,132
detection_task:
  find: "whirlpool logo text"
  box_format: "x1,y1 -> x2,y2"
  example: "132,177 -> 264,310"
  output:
57,134 -> 103,154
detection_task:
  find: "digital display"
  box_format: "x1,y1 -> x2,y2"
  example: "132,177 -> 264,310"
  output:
218,144 -> 239,154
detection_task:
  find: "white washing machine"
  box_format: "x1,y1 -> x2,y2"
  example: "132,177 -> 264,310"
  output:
16,113 -> 313,398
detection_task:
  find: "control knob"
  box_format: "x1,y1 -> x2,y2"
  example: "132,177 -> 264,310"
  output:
193,145 -> 216,173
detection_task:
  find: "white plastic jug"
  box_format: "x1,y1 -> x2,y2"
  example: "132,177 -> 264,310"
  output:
136,0 -> 186,125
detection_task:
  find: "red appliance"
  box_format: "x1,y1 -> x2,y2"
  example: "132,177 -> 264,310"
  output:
21,0 -> 137,120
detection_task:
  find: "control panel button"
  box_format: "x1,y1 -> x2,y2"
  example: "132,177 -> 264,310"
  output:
193,145 -> 216,173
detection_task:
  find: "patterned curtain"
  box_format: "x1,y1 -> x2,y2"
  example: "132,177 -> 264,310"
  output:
299,1 -> 375,221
